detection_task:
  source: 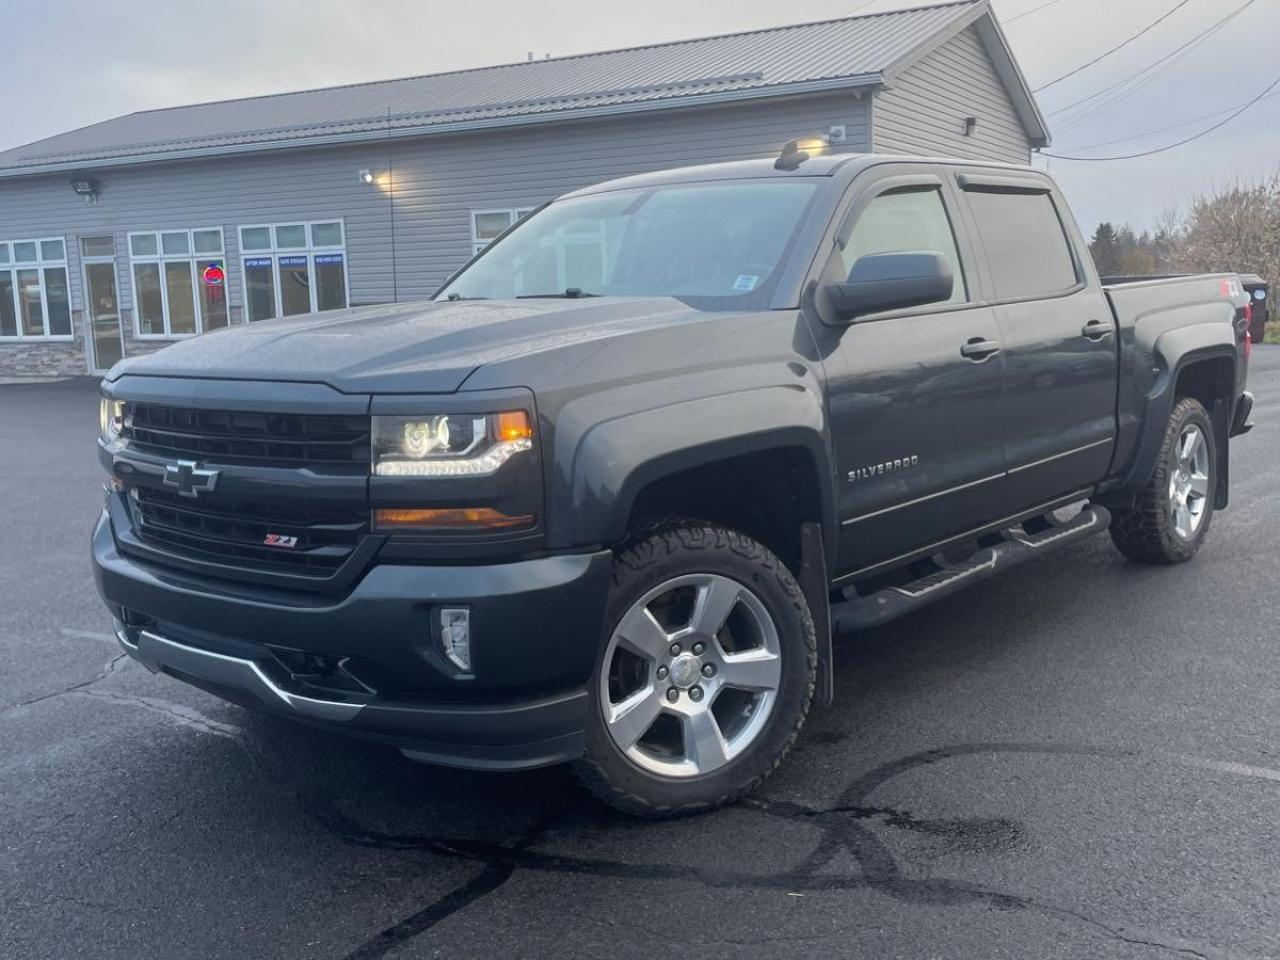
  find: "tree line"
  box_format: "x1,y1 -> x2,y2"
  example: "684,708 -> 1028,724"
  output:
1087,172 -> 1280,289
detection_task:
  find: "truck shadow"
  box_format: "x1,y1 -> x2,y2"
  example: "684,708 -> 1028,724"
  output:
208,538 -> 1244,959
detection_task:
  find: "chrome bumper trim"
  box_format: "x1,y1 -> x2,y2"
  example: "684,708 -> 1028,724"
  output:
116,626 -> 364,723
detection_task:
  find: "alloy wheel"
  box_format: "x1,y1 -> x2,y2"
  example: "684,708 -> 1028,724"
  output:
1169,422 -> 1210,539
600,573 -> 782,778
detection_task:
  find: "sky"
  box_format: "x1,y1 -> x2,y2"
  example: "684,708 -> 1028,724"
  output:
2,0 -> 1277,234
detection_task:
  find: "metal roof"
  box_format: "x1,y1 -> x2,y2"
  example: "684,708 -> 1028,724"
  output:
0,0 -> 1044,177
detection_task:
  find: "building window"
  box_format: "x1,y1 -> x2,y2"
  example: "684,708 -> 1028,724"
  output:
471,208 -> 536,255
128,228 -> 229,338
0,237 -> 71,340
238,221 -> 348,322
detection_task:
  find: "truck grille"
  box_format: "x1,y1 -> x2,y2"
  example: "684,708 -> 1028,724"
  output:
130,486 -> 367,577
124,403 -> 370,469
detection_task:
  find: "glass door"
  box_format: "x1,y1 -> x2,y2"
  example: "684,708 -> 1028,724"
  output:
81,237 -> 123,373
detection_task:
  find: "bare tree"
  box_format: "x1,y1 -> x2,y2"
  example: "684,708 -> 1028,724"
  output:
1169,172 -> 1280,287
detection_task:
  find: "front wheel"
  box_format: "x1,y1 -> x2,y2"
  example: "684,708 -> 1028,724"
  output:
573,522 -> 816,817
1110,397 -> 1216,564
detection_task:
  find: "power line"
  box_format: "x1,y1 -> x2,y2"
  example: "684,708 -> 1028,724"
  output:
1058,86 -> 1280,151
1049,8 -> 1243,138
1043,68 -> 1280,160
1045,0 -> 1258,129
1006,0 -> 1068,24
1033,0 -> 1195,93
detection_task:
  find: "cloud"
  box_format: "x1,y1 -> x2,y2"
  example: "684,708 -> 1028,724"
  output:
3,0 -> 1277,231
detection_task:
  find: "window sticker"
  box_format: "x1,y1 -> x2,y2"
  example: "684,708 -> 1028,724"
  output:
733,274 -> 760,292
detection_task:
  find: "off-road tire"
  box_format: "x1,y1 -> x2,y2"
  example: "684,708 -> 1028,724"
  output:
1110,397 -> 1216,564
572,521 -> 817,817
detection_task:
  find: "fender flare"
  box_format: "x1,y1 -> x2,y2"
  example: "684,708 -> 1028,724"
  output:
1117,324 -> 1237,496
549,385 -> 837,559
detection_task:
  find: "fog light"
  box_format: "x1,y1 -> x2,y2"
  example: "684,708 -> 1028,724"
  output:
439,608 -> 472,673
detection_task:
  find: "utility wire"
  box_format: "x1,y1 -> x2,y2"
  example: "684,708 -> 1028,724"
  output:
1043,68 -> 1280,160
1049,0 -> 1259,120
1061,91 -> 1277,151
1049,6 -> 1244,137
1033,0 -> 1195,92
1006,0 -> 1068,24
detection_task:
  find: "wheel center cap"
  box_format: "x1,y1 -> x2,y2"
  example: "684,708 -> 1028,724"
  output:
669,653 -> 701,689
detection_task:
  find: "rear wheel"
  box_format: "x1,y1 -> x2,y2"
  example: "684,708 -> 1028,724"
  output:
1110,397 -> 1216,564
573,522 -> 816,817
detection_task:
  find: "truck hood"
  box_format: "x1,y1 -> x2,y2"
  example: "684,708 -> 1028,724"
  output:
106,297 -> 709,393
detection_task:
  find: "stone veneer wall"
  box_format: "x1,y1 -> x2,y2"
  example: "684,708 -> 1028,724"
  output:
0,305 -> 243,377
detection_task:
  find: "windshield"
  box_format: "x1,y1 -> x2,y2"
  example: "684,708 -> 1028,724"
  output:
436,180 -> 819,309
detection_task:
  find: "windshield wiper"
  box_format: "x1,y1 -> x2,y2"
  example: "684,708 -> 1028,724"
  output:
516,288 -> 600,299
445,293 -> 489,301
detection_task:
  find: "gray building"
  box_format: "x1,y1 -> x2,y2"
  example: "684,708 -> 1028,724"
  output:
0,0 -> 1047,377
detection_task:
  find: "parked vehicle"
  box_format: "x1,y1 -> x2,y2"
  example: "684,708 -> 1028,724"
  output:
1241,274 -> 1269,344
93,147 -> 1255,816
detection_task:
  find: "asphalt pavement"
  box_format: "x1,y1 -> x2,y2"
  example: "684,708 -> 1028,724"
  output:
3,348 -> 1279,960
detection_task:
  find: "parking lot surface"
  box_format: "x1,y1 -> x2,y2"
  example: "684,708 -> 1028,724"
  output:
4,349 -> 1279,959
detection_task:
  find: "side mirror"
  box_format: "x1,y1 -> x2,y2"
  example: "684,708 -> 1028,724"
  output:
824,251 -> 954,322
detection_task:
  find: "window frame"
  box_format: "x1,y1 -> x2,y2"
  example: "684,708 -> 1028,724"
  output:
471,208 -> 537,256
838,183 -> 971,308
0,236 -> 73,342
127,227 -> 227,339
237,220 -> 349,321
957,182 -> 1085,306
818,170 -> 982,325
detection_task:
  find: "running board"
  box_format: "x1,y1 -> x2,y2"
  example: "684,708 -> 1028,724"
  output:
830,505 -> 1112,635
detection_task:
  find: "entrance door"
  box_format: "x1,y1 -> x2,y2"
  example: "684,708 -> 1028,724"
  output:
81,237 -> 123,373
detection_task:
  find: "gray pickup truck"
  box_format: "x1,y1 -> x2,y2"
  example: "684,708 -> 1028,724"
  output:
93,147 -> 1254,815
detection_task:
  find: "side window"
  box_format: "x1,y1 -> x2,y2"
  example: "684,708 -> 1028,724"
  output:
841,187 -> 968,306
964,189 -> 1079,300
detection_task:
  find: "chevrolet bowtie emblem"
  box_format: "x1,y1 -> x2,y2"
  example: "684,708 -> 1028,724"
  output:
163,460 -> 219,498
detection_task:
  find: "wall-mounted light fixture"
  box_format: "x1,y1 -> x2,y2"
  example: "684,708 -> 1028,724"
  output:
358,168 -> 375,185
963,117 -> 978,137
70,177 -> 98,201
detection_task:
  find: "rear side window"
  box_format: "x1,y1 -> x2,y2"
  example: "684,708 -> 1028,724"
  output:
964,189 -> 1079,300
842,187 -> 967,305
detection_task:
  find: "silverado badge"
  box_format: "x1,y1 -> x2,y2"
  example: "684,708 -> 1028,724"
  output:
849,455 -> 920,483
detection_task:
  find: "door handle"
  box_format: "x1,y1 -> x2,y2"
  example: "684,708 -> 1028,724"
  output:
1082,320 -> 1113,341
960,337 -> 1001,361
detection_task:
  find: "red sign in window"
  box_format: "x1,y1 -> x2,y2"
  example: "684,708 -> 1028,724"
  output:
202,263 -> 226,287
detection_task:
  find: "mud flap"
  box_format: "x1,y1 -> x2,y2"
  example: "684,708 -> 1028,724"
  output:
799,522 -> 834,706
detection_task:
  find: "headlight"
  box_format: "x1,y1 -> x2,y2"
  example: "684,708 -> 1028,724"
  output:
371,411 -> 533,477
99,398 -> 126,442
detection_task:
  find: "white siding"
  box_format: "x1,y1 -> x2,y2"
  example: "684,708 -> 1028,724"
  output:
873,26 -> 1031,164
0,91 -> 870,373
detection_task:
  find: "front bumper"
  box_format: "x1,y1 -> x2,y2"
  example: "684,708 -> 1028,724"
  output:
92,510 -> 612,770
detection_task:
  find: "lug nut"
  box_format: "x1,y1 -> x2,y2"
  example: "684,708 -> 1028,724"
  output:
689,686 -> 704,702
692,641 -> 706,655
669,643 -> 682,656
666,687 -> 680,703
656,665 -> 669,680
701,663 -> 716,678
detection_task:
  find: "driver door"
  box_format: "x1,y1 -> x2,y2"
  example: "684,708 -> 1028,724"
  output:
816,167 -> 1009,578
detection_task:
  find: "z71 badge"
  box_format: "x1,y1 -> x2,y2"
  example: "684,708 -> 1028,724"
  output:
263,533 -> 300,549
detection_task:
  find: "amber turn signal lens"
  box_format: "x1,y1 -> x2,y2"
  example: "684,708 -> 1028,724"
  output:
375,507 -> 535,531
496,410 -> 533,443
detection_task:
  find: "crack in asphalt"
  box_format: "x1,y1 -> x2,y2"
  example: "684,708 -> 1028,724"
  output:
73,689 -> 243,740
2,653 -> 130,714
304,741 -> 1265,960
